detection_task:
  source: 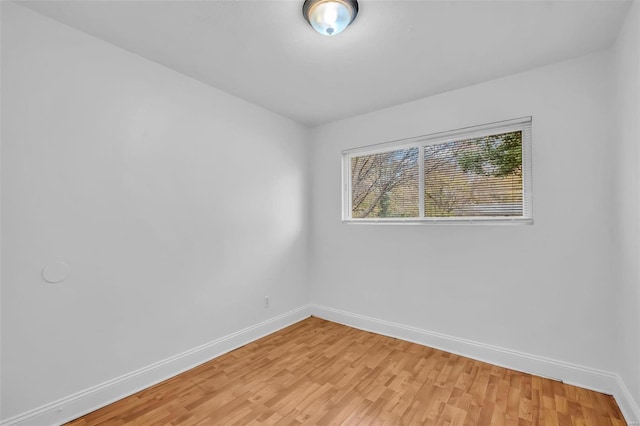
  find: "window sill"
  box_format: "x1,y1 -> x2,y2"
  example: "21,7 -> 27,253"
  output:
342,217 -> 534,225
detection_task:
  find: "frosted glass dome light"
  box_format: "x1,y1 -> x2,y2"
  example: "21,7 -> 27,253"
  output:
303,0 -> 359,36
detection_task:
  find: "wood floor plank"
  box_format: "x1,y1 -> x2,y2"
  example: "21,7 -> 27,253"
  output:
66,317 -> 626,425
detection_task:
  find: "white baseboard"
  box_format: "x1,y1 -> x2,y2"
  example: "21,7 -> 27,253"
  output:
0,305 -> 312,426
614,374 -> 640,426
309,304 -> 640,426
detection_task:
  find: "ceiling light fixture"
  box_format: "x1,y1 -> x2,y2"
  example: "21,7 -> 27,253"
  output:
303,0 -> 359,36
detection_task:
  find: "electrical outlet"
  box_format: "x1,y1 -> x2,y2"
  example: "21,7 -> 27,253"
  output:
264,296 -> 269,308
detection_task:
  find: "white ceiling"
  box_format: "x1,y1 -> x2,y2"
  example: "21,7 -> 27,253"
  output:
20,0 -> 631,127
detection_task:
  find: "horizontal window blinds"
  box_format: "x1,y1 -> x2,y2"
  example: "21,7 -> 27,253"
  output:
424,131 -> 523,218
343,117 -> 532,223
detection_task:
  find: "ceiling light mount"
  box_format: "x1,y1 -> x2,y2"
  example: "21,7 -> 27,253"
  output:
303,0 -> 359,36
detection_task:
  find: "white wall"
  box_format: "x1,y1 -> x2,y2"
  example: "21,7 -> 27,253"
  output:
310,52 -> 617,375
613,0 -> 640,410
1,3 -> 309,420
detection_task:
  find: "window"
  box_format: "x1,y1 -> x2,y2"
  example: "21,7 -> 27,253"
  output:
342,117 -> 532,223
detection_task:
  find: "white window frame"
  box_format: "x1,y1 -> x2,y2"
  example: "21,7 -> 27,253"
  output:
342,117 -> 533,224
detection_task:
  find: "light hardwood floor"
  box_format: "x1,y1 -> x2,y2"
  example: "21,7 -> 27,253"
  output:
67,317 -> 625,425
